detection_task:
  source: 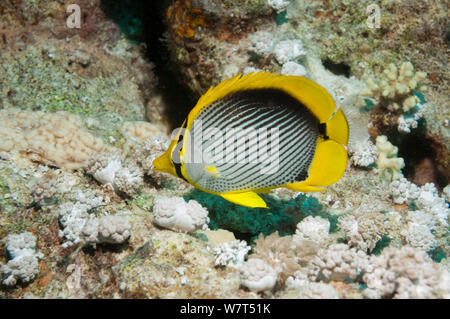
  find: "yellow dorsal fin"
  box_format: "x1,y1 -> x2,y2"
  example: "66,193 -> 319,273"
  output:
186,71 -> 337,128
326,108 -> 349,146
221,191 -> 268,208
286,138 -> 347,191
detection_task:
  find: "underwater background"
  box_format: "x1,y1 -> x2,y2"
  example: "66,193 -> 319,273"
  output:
0,0 -> 448,298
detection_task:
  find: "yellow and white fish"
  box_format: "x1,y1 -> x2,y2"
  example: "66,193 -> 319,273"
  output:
153,71 -> 349,208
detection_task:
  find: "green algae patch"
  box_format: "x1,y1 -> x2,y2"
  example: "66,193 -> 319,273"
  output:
184,189 -> 337,240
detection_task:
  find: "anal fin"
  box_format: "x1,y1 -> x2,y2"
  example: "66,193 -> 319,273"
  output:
285,183 -> 326,192
221,191 -> 268,208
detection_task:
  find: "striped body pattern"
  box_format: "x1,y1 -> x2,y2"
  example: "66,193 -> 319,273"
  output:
183,89 -> 319,193
153,72 -> 349,208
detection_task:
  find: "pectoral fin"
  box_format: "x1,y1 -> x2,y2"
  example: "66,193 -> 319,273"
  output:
221,191 -> 268,208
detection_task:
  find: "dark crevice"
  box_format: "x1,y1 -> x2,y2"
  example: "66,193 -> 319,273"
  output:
388,130 -> 448,189
101,0 -> 197,130
322,58 -> 351,77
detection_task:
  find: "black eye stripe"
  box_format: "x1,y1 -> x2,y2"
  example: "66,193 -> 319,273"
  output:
172,120 -> 188,181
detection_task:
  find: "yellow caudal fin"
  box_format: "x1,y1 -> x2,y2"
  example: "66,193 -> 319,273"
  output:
326,108 -> 349,146
286,138 -> 347,190
221,191 -> 268,208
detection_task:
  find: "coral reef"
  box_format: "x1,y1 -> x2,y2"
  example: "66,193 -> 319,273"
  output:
1,232 -> 40,286
0,109 -> 104,169
363,247 -> 449,299
360,62 -> 427,112
239,258 -> 279,292
375,135 -> 405,180
213,240 -> 251,268
338,210 -> 386,252
152,197 -> 209,233
0,0 -> 448,300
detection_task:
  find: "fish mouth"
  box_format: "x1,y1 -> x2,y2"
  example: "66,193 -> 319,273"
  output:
153,151 -> 177,176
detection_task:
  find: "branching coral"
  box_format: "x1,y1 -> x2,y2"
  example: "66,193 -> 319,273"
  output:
362,247 -> 449,299
306,243 -> 369,283
292,216 -> 331,249
390,178 -> 449,227
152,197 -> 209,233
338,210 -> 386,252
251,231 -> 319,286
1,232 -> 40,286
397,100 -> 428,133
295,282 -> 339,299
87,152 -> 144,196
348,137 -> 378,168
213,240 -> 251,268
375,135 -> 405,180
389,177 -> 420,204
360,62 -> 427,112
415,183 -> 449,226
402,222 -> 437,252
239,258 -> 278,292
80,215 -> 131,247
57,190 -> 109,248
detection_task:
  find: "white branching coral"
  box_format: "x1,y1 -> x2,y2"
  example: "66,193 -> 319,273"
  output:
292,216 -> 331,248
80,215 -> 131,247
397,102 -> 427,133
1,232 -> 40,286
91,157 -> 122,186
251,232 -> 318,285
362,247 -> 449,299
389,177 -> 420,204
402,222 -> 437,251
152,197 -> 209,233
338,210 -> 386,252
360,62 -> 427,112
307,244 -> 369,282
213,240 -> 251,268
57,191 -> 108,248
348,137 -> 378,167
113,166 -> 144,196
87,153 -> 144,196
285,270 -> 309,290
416,183 -> 449,226
296,282 -> 339,299
273,39 -> 306,65
375,135 -> 405,180
239,258 -> 279,292
393,180 -> 450,226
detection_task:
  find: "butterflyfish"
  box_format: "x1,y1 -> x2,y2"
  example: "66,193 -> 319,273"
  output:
153,72 -> 349,208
